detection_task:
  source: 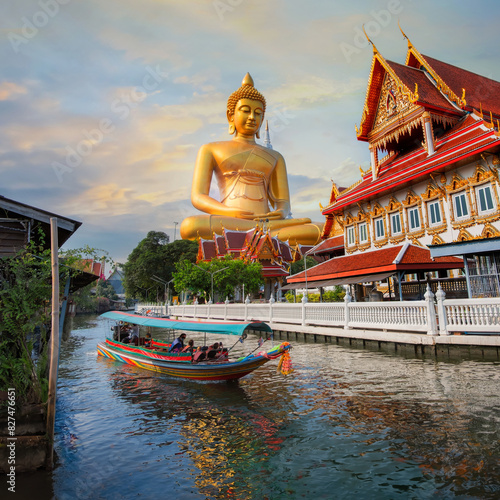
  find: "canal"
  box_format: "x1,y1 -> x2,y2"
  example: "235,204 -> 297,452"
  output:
21,314 -> 500,499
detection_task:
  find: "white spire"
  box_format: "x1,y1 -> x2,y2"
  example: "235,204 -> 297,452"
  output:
263,120 -> 273,149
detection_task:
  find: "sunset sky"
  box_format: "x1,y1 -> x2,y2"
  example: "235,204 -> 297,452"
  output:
2,0 -> 500,266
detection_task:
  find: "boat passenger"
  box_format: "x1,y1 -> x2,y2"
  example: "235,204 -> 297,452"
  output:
169,333 -> 187,353
182,339 -> 195,353
144,333 -> 152,348
127,325 -> 140,345
206,342 -> 220,360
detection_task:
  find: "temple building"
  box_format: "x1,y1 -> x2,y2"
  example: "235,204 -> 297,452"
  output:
288,32 -> 500,299
197,227 -> 307,299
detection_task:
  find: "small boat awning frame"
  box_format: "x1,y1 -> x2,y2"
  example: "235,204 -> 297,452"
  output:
100,311 -> 272,336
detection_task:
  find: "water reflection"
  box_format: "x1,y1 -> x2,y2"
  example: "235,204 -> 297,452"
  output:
45,316 -> 500,499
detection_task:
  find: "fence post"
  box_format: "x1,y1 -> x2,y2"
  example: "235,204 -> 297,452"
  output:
435,284 -> 449,335
224,297 -> 229,321
269,294 -> 275,325
344,286 -> 352,330
301,294 -> 307,326
244,295 -> 250,321
424,284 -> 438,336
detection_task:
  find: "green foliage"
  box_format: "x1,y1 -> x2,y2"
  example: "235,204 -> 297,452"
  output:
0,240 -> 112,404
123,232 -> 198,300
61,245 -> 113,268
96,280 -> 118,300
173,256 -> 264,302
290,256 -> 318,275
0,242 -> 55,403
71,282 -> 98,312
285,286 -> 345,303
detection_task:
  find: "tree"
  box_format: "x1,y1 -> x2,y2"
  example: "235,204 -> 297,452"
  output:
122,232 -> 198,301
290,256 -> 318,275
173,256 -> 263,302
0,243 -> 53,404
0,241 -> 113,405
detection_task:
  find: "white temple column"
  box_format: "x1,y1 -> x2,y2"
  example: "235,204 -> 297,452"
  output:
423,112 -> 435,156
369,144 -> 378,180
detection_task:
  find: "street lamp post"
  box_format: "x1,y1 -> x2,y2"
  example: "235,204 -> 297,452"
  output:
173,222 -> 179,241
152,275 -> 175,305
193,264 -> 229,303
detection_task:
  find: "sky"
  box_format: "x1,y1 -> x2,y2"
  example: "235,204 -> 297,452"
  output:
2,0 -> 500,267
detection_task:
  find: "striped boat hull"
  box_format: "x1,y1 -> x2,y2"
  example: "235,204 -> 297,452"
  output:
97,339 -> 289,381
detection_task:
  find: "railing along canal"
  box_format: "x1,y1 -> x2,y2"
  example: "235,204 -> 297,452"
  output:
136,287 -> 500,336
163,286 -> 500,336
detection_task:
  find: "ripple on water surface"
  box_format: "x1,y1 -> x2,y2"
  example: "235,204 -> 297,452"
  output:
47,316 -> 500,499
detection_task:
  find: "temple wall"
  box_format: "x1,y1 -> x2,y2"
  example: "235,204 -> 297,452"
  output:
342,157 -> 500,255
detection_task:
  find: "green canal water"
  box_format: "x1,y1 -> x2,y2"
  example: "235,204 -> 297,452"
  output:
18,314 -> 500,499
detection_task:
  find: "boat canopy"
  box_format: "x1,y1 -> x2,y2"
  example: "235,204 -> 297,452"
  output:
100,311 -> 272,336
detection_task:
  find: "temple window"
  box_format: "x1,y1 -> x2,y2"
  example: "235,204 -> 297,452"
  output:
407,206 -> 421,232
346,225 -> 355,247
358,222 -> 368,244
453,192 -> 469,219
390,213 -> 402,235
427,200 -> 442,226
374,217 -> 385,239
475,184 -> 495,214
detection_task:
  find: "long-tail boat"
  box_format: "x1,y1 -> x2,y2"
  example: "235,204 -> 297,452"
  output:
97,311 -> 293,382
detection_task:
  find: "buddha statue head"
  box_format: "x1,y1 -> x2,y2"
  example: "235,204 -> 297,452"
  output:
227,73 -> 266,138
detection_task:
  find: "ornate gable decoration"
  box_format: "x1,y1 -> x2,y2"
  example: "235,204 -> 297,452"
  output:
373,73 -> 415,131
356,48 -> 419,141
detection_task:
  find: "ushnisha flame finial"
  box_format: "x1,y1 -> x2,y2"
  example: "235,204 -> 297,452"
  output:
242,72 -> 254,87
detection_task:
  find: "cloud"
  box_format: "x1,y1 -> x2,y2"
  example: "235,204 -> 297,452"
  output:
0,81 -> 27,101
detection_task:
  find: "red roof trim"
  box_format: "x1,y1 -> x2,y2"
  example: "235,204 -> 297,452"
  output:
324,123 -> 500,213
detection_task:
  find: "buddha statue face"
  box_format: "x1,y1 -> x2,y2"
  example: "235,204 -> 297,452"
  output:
226,73 -> 266,138
228,98 -> 264,139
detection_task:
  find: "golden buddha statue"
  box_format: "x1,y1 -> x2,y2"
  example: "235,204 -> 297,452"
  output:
180,73 -> 324,245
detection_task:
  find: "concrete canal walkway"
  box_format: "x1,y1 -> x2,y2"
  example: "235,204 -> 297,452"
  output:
168,313 -> 500,361
264,322 -> 500,361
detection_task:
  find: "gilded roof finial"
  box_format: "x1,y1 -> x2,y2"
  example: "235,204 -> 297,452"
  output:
479,102 -> 484,119
362,25 -> 378,54
398,20 -> 412,49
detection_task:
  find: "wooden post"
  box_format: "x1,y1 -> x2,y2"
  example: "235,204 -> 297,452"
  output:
46,218 -> 59,469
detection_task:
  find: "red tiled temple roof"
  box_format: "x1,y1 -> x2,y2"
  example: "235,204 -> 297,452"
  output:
199,239 -> 216,261
260,259 -> 289,277
415,54 -> 500,118
324,114 -> 500,213
287,244 -> 463,283
225,229 -> 252,251
309,235 -> 344,255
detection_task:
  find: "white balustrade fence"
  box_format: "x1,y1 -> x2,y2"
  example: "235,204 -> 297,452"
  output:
441,298 -> 500,333
134,303 -> 168,317
161,286 -> 500,336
